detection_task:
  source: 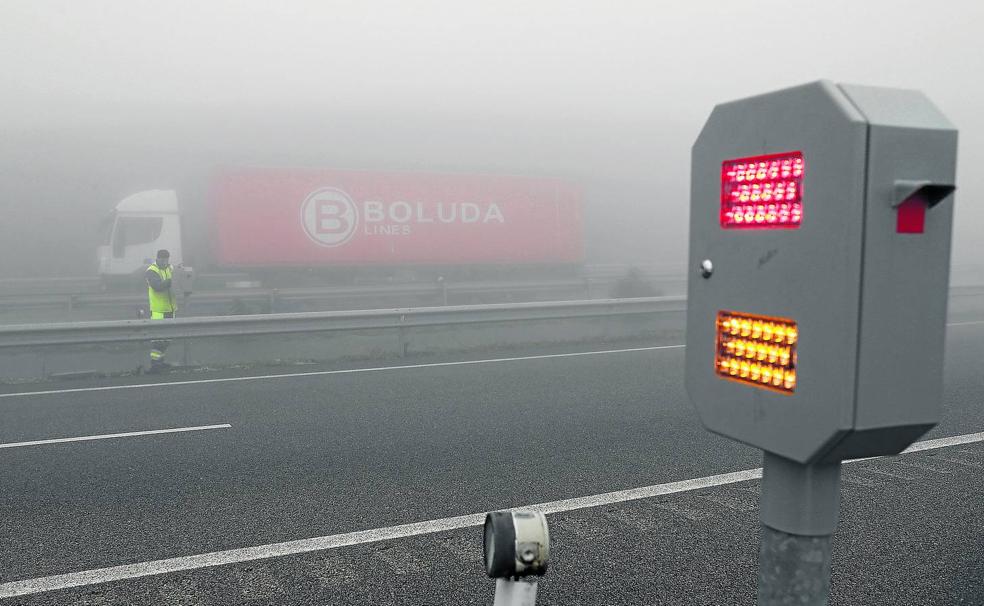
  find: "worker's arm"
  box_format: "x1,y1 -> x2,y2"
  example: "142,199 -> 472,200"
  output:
145,269 -> 172,292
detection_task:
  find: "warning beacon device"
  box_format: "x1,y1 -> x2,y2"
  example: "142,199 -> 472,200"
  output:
685,81 -> 958,464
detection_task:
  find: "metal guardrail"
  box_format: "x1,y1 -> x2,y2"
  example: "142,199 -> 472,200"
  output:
0,297 -> 686,348
0,264 -> 681,296
0,273 -> 253,297
0,275 -> 686,312
4,282 -> 983,348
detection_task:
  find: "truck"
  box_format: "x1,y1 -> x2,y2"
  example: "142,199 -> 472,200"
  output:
97,168 -> 584,286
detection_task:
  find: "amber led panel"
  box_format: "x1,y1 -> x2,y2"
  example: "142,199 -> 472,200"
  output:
716,311 -> 798,393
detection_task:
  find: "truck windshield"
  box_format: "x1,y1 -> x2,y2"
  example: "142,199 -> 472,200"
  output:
99,214 -> 116,245
112,217 -> 163,258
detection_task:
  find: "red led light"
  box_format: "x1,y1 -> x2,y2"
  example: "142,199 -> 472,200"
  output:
721,152 -> 804,229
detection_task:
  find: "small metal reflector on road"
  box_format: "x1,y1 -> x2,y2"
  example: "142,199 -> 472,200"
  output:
715,311 -> 797,393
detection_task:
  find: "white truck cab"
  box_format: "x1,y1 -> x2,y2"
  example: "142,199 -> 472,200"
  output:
97,190 -> 183,278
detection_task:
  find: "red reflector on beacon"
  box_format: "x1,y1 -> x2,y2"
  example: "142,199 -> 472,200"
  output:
721,152 -> 804,229
716,311 -> 798,394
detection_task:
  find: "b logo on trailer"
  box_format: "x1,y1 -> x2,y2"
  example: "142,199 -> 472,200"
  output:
301,187 -> 360,247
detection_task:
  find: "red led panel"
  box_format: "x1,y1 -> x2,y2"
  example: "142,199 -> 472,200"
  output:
721,152 -> 804,229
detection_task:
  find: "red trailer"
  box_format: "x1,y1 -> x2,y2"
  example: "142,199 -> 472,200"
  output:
99,168 -> 584,281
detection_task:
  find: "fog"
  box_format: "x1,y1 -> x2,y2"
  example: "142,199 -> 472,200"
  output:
1,0 -> 982,279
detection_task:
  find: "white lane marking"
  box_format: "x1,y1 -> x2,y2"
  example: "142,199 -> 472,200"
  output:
0,424 -> 232,449
895,431 -> 984,454
2,430 -> 982,599
0,512 -> 487,599
946,320 -> 984,327
0,345 -> 683,400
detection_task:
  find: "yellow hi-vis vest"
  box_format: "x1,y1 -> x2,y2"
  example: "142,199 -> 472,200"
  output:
146,264 -> 177,315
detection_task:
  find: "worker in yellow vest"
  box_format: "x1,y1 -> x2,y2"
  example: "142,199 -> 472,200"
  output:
146,249 -> 177,373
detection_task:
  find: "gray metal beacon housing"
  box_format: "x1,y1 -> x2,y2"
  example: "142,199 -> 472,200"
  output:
686,80 -> 957,466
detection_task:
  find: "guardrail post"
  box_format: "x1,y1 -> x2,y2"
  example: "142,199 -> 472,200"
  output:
437,276 -> 448,306
398,313 -> 409,357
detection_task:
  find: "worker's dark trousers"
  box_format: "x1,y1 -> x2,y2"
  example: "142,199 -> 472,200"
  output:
149,311 -> 175,370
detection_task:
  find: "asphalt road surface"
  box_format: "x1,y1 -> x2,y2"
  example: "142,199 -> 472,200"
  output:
0,319 -> 982,603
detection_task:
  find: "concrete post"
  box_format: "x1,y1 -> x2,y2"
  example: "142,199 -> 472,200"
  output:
757,452 -> 841,606
757,525 -> 833,605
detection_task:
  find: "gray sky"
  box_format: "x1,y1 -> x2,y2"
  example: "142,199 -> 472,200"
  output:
1,0 -> 982,275
4,1 -> 981,124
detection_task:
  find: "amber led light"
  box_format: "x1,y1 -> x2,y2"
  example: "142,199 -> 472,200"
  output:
715,311 -> 798,393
